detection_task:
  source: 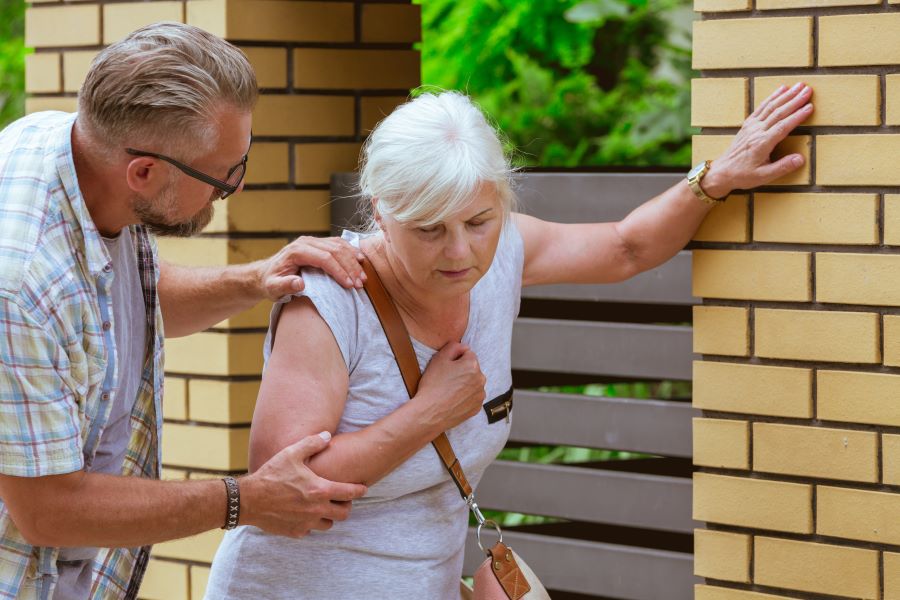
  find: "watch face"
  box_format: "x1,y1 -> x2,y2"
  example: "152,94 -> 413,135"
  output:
688,162 -> 706,179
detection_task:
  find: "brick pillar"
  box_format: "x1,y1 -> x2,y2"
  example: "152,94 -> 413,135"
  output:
690,0 -> 900,598
24,1 -> 420,598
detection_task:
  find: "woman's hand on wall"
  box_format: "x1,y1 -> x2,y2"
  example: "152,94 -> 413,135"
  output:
703,82 -> 814,199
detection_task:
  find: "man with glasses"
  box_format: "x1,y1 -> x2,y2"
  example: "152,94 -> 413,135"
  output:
0,22 -> 368,600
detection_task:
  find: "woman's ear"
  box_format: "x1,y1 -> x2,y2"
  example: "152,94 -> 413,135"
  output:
371,198 -> 389,241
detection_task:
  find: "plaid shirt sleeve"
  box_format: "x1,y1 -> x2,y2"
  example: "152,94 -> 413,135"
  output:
0,295 -> 84,477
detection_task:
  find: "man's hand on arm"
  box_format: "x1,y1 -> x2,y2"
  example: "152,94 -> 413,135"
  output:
0,432 -> 367,548
159,236 -> 367,338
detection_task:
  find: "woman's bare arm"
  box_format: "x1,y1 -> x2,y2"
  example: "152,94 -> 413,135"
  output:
249,297 -> 485,487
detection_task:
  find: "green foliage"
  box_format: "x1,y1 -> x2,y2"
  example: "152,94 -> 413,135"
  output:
0,0 -> 26,130
418,0 -> 696,167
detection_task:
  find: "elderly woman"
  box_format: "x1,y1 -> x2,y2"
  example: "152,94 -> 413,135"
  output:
205,85 -> 812,598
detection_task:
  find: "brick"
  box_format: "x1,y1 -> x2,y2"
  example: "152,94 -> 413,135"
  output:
693,472 -> 812,533
693,361 -> 812,418
758,0 -> 878,9
62,51 -> 98,94
694,0 -> 750,13
295,143 -> 362,186
188,379 -> 259,424
187,471 -> 222,481
819,14 -> 900,67
293,49 -> 420,90
240,46 -> 287,89
253,95 -> 354,137
191,566 -> 211,600
755,308 -> 880,364
162,422 -> 250,470
25,97 -> 78,114
691,78 -> 748,127
154,528 -> 225,563
361,4 -> 421,43
754,193 -> 878,245
885,316 -> 900,367
755,75 -> 880,126
886,195 -> 900,246
753,423 -> 878,483
163,377 -> 188,421
361,96 -> 408,132
161,467 -> 188,480
889,75 -> 900,126
213,300 -> 271,330
693,417 -> 749,469
888,553 -> 900,600
164,332 -> 265,376
25,53 -> 60,93
138,559 -> 189,600
204,190 -> 331,234
692,306 -> 749,357
692,250 -> 809,301
818,486 -> 900,545
186,0 -> 354,43
694,529 -> 750,582
818,253 -> 900,306
26,4 -> 100,47
819,370 -> 900,427
693,135 -> 810,186
818,135 -> 900,186
885,435 -> 900,484
692,18 -> 812,70
244,143 -> 290,185
695,585 -> 792,600
755,537 -> 878,599
692,195 -> 749,243
103,1 -> 184,44
157,237 -> 284,267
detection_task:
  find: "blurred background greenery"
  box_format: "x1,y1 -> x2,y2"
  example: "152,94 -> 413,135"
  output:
0,0 -> 26,130
418,0 -> 695,167
1,0 -> 694,165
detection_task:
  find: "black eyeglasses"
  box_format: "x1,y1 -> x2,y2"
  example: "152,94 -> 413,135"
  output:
125,141 -> 251,200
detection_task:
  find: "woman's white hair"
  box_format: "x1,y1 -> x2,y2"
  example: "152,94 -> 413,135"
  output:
358,91 -> 515,230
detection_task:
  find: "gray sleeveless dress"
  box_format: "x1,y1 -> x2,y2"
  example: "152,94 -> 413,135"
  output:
204,222 -> 524,600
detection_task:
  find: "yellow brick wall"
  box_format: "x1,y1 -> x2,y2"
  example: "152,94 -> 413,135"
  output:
692,0 -> 900,596
25,1 -> 420,598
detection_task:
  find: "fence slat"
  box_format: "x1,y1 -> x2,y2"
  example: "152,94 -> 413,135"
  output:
514,172 -> 684,223
512,318 -> 692,380
509,391 -> 695,457
462,529 -> 695,600
522,251 -> 694,306
476,460 -> 693,533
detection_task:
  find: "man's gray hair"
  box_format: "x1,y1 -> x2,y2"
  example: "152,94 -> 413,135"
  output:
78,22 -> 257,159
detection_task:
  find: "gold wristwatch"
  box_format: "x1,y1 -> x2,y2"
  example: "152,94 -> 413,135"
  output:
687,160 -> 726,205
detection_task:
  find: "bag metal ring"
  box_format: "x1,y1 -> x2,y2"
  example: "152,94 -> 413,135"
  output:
476,519 -> 503,554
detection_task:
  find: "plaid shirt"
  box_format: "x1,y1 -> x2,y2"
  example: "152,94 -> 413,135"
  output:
0,112 -> 164,599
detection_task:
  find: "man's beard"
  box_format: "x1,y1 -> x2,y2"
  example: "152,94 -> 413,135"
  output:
131,180 -> 217,238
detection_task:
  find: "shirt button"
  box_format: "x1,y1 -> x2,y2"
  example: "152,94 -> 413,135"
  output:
102,321 -> 111,331
103,263 -> 112,273
100,392 -> 110,401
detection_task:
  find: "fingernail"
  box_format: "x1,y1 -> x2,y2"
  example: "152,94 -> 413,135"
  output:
792,156 -> 804,167
356,278 -> 364,288
360,272 -> 367,281
345,277 -> 353,286
319,431 -> 332,442
792,82 -> 803,90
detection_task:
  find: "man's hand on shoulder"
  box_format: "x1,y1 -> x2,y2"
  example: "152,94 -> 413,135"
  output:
257,236 -> 367,300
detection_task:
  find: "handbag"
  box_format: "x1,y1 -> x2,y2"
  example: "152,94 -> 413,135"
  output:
361,257 -> 551,600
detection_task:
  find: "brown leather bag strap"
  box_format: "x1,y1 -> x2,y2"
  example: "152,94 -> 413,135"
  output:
361,257 -> 474,500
